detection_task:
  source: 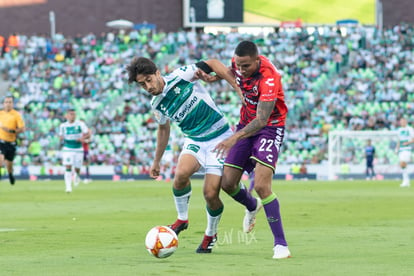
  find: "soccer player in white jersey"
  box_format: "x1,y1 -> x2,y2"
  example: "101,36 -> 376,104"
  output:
59,109 -> 90,193
396,117 -> 414,187
127,57 -> 239,253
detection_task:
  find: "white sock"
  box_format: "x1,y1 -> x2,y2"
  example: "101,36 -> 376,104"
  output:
64,171 -> 72,191
174,191 -> 191,221
402,167 -> 409,183
205,210 -> 222,237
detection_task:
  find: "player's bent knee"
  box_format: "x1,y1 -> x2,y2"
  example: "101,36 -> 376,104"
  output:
203,190 -> 219,202
221,181 -> 236,194
173,174 -> 191,189
254,186 -> 271,199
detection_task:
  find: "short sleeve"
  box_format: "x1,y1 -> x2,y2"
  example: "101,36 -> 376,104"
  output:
154,110 -> 168,125
172,64 -> 198,82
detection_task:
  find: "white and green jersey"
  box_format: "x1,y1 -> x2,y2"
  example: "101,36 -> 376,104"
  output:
398,126 -> 414,152
59,120 -> 89,152
152,64 -> 230,142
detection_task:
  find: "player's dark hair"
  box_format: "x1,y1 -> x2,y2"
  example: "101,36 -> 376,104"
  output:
235,41 -> 259,57
126,57 -> 158,83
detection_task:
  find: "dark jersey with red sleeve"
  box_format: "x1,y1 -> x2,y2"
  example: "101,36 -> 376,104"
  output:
231,55 -> 288,127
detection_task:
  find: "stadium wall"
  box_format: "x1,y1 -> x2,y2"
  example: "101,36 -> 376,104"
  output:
1,1 -> 414,36
382,0 -> 414,27
0,0 -> 182,36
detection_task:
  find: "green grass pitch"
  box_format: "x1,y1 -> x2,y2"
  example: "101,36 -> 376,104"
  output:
244,0 -> 376,25
1,179 -> 413,275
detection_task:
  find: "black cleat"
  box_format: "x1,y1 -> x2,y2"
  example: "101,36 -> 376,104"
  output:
9,174 -> 15,185
167,219 -> 188,236
196,234 -> 217,253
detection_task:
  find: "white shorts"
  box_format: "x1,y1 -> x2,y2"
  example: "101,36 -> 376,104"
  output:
180,129 -> 233,176
399,151 -> 411,163
62,150 -> 83,168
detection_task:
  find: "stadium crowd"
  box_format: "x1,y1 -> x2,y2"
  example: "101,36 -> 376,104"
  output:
0,23 -> 413,174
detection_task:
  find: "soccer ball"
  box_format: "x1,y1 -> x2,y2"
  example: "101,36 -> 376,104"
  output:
145,226 -> 178,258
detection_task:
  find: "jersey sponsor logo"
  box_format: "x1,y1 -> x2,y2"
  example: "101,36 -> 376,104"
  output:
173,96 -> 198,122
266,153 -> 274,163
65,125 -> 81,134
245,97 -> 257,105
265,78 -> 275,87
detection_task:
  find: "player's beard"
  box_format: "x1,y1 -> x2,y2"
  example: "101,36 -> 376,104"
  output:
153,77 -> 165,95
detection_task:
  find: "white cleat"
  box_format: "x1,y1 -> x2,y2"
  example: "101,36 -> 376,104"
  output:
273,245 -> 292,259
400,182 -> 410,187
243,198 -> 262,233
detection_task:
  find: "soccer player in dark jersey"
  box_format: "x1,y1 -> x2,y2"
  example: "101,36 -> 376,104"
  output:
198,41 -> 291,259
82,128 -> 92,183
365,139 -> 375,180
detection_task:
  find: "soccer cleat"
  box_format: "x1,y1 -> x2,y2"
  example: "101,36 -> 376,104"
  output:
167,219 -> 189,236
243,198 -> 262,233
9,174 -> 15,185
400,182 -> 410,187
273,245 -> 292,259
196,234 -> 217,253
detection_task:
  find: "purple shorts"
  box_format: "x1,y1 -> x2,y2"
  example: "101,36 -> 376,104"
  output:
224,125 -> 285,173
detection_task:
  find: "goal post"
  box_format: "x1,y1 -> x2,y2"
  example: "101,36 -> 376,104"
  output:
328,130 -> 399,180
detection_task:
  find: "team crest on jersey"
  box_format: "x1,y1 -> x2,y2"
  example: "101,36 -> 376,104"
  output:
174,87 -> 181,94
253,86 -> 258,95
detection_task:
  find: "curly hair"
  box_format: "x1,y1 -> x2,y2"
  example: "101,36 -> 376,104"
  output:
126,57 -> 158,84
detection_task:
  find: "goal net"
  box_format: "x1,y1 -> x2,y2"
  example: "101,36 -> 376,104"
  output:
328,130 -> 400,180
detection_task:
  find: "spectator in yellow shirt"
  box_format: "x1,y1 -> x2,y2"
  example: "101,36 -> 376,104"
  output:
0,96 -> 25,185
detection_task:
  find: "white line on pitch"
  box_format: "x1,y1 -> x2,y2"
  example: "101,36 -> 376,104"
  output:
0,228 -> 25,232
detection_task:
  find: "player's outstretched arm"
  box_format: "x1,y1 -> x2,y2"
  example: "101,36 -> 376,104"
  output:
203,59 -> 237,89
198,59 -> 245,105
